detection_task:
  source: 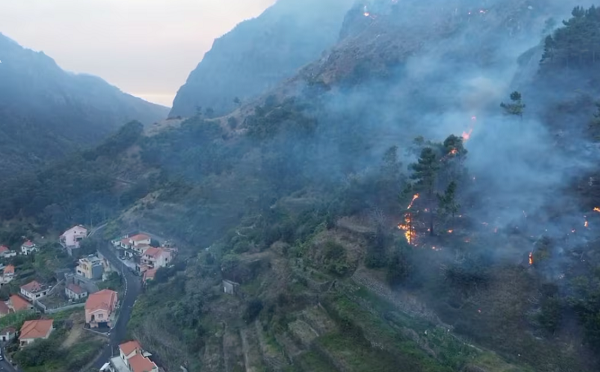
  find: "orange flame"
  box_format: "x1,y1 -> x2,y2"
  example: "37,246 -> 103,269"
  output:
447,230 -> 453,233
462,129 -> 472,141
397,212 -> 416,245
594,207 -> 600,213
407,194 -> 419,210
585,220 -> 589,228
450,148 -> 458,155
529,252 -> 533,265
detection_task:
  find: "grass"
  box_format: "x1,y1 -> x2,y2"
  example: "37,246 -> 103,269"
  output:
294,350 -> 338,372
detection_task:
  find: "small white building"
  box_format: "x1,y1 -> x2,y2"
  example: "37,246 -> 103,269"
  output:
20,280 -> 48,301
129,234 -> 151,247
65,283 -> 88,300
21,241 -> 38,255
0,327 -> 16,342
60,225 -> 88,248
0,245 -> 16,258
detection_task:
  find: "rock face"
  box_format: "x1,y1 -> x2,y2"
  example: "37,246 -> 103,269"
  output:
169,0 -> 354,118
0,33 -> 168,174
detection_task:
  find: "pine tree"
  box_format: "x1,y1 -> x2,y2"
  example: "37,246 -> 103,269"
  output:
410,147 -> 439,235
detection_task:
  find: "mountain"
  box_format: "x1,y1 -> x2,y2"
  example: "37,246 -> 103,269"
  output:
0,33 -> 168,174
6,1 -> 600,372
169,0 -> 354,118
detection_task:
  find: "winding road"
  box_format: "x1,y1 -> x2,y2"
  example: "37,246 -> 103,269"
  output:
92,240 -> 142,369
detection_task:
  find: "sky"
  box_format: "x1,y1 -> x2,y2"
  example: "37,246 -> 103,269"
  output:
0,0 -> 277,107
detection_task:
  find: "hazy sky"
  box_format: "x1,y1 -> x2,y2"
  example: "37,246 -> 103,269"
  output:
0,0 -> 277,107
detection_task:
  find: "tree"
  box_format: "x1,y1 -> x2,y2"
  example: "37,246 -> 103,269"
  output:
195,105 -> 202,116
438,181 -> 459,227
410,147 -> 440,235
500,91 -> 526,118
233,97 -> 241,107
204,107 -> 215,118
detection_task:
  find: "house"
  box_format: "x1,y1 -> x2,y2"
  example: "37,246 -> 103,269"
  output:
141,247 -> 171,269
65,283 -> 88,300
0,301 -> 11,318
85,289 -> 118,328
60,225 -> 88,255
20,280 -> 48,301
4,264 -> 14,278
0,264 -> 15,287
142,268 -> 157,283
77,255 -> 105,280
223,280 -> 239,295
132,244 -> 152,255
108,340 -> 158,372
129,234 -> 151,247
9,295 -> 33,312
0,245 -> 16,258
21,241 -> 38,255
19,319 -> 53,347
0,327 -> 16,342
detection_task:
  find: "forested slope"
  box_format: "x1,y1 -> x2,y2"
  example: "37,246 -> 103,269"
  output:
0,33 -> 168,175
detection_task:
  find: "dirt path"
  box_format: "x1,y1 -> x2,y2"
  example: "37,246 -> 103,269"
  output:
61,321 -> 83,348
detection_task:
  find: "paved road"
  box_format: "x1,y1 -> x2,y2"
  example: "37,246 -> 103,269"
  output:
92,241 -> 142,369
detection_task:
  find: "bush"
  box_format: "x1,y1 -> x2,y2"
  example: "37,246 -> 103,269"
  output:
244,299 -> 263,324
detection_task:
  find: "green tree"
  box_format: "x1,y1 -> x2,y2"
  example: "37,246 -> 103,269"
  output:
205,107 -> 215,118
500,91 -> 526,118
233,97 -> 241,107
438,181 -> 459,227
410,147 -> 440,235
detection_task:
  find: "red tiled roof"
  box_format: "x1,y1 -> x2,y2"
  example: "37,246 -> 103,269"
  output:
19,319 -> 53,340
128,353 -> 157,372
119,340 -> 142,356
143,268 -> 157,282
143,247 -> 162,258
0,246 -> 8,253
22,240 -> 34,248
66,283 -> 85,295
21,280 -> 44,293
1,327 -> 16,334
130,234 -> 150,241
4,265 -> 14,275
85,289 -> 117,312
10,295 -> 30,311
0,301 -> 10,315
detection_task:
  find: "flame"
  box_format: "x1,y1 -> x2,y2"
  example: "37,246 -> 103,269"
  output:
462,129 -> 472,141
407,194 -> 419,210
529,252 -> 533,265
364,12 -> 370,16
585,220 -> 589,228
397,213 -> 416,245
594,207 -> 600,213
447,229 -> 453,233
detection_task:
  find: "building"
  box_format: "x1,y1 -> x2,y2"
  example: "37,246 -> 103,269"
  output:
60,225 -> 88,255
223,280 -> 239,295
20,280 -> 48,301
77,255 -> 105,280
0,245 -> 16,258
142,268 -> 157,284
108,340 -> 158,372
21,241 -> 38,255
85,289 -> 118,328
132,244 -> 152,255
0,301 -> 11,318
65,283 -> 88,300
129,234 -> 151,247
19,319 -> 53,347
0,327 -> 16,342
141,247 -> 171,269
0,264 -> 15,287
9,295 -> 33,312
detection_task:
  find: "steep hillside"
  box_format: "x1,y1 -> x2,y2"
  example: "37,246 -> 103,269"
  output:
0,33 -> 168,174
169,0 -> 354,118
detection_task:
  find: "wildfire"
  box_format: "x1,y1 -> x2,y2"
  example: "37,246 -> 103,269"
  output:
462,129 -> 472,141
594,207 -> 600,213
450,148 -> 458,155
363,5 -> 370,17
447,230 -> 453,233
397,194 -> 420,245
585,220 -> 589,228
529,252 -> 533,266
407,194 -> 419,210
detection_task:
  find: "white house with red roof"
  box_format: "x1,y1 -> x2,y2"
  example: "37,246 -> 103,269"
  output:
141,247 -> 171,269
20,280 -> 48,301
19,319 -> 53,347
20,241 -> 38,255
109,340 -> 158,372
0,264 -> 15,287
60,225 -> 88,256
0,245 -> 16,258
65,283 -> 88,300
129,234 -> 151,247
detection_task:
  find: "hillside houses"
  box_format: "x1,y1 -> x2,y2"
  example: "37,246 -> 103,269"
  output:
112,233 -> 177,275
0,245 -> 16,258
85,289 -> 118,328
107,340 -> 159,372
20,280 -> 49,301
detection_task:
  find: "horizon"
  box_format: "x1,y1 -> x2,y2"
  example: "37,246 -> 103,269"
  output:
0,0 -> 277,107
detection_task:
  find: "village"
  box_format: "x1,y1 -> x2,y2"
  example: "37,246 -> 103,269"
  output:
0,224 -> 177,372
